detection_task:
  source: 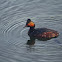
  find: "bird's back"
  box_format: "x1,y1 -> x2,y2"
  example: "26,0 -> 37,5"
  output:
28,28 -> 59,39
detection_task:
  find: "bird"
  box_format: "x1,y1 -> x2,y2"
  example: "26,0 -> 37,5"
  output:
24,19 -> 59,41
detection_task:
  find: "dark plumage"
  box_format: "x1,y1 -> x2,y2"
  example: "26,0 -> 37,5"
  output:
24,19 -> 59,40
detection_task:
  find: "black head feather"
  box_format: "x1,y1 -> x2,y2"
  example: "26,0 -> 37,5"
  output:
26,19 -> 31,25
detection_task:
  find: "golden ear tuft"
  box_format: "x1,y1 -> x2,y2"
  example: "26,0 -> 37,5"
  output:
27,21 -> 35,27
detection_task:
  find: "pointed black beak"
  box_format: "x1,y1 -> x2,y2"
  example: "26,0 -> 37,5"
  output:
23,25 -> 27,28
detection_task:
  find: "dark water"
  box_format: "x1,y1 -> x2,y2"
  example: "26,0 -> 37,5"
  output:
0,0 -> 62,62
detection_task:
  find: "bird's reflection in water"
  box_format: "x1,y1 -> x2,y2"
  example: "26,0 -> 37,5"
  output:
26,37 -> 59,53
26,38 -> 35,52
26,37 -> 55,45
26,37 -> 35,45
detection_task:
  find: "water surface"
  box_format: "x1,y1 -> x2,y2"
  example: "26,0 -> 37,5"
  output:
0,0 -> 62,62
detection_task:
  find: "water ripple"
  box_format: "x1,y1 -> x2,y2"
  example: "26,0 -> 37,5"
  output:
0,0 -> 62,62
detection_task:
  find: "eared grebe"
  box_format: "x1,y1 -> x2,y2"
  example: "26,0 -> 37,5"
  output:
24,19 -> 59,40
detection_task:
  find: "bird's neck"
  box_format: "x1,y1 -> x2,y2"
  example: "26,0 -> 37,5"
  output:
30,27 -> 35,29
29,27 -> 35,32
28,27 -> 35,36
